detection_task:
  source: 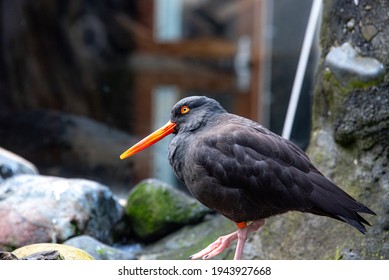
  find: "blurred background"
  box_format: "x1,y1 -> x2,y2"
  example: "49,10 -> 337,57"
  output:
0,0 -> 319,196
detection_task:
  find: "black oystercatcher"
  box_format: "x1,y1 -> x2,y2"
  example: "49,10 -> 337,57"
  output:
120,96 -> 375,260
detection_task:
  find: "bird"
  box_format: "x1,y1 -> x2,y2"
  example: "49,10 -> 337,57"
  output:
120,96 -> 375,260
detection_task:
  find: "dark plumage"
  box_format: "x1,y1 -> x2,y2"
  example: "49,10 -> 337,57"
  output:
168,96 -> 374,233
120,95 -> 375,259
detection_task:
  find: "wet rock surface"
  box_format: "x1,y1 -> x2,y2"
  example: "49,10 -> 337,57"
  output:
0,174 -> 122,250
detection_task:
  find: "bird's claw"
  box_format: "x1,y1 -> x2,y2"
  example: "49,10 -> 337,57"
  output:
190,231 -> 238,260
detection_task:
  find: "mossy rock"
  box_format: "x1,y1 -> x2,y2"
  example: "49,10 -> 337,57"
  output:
12,243 -> 94,260
126,179 -> 211,241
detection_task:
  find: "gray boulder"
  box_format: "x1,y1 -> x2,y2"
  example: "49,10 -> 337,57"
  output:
125,179 -> 211,241
0,174 -> 122,250
0,147 -> 38,183
64,235 -> 135,260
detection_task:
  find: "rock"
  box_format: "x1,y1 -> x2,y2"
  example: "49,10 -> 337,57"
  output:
0,251 -> 18,260
333,89 -> 389,149
0,174 -> 122,249
338,248 -> 362,260
361,25 -> 378,42
0,147 -> 38,183
0,111 -> 135,195
20,250 -> 63,260
64,235 -> 135,260
138,214 -> 236,260
126,179 -> 211,241
12,243 -> 93,260
345,18 -> 355,31
325,42 -> 385,86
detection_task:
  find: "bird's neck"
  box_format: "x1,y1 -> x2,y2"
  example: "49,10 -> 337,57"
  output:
168,132 -> 193,183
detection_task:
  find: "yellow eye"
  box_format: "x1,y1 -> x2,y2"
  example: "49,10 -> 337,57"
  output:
180,105 -> 190,114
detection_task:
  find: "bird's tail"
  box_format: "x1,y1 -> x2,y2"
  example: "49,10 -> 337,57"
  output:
333,205 -> 375,234
310,198 -> 375,234
308,173 -> 376,234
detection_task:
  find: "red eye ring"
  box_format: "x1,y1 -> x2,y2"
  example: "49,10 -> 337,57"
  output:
180,105 -> 190,114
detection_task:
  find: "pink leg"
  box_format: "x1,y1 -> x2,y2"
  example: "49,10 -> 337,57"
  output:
190,219 -> 265,260
189,231 -> 238,260
234,219 -> 265,260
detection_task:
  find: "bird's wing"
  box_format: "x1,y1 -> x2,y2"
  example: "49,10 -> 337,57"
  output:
189,121 -> 315,213
190,120 -> 374,227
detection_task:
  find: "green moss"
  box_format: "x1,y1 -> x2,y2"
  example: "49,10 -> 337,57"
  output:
95,247 -> 107,256
126,179 -> 209,240
347,76 -> 384,89
95,246 -> 118,259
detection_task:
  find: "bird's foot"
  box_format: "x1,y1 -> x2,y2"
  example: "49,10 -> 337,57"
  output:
189,231 -> 238,260
190,219 -> 265,260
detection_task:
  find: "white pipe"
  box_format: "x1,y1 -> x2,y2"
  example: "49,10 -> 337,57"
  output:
281,0 -> 322,140
260,0 -> 274,128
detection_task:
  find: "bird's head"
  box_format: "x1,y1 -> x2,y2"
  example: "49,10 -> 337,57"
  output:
170,96 -> 226,133
120,96 -> 226,160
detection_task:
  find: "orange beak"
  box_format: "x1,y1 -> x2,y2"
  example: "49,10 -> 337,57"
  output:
120,121 -> 177,160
